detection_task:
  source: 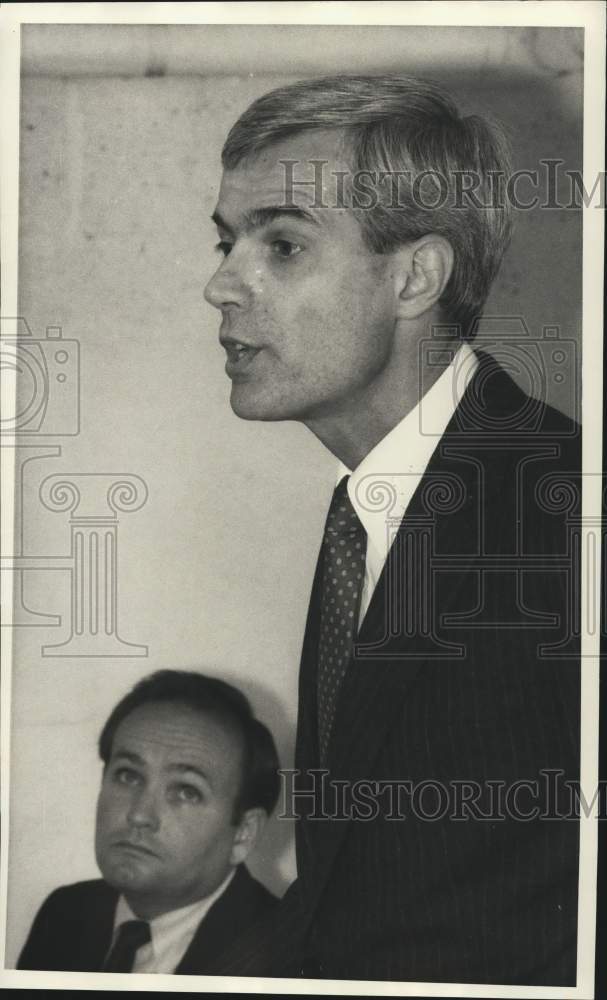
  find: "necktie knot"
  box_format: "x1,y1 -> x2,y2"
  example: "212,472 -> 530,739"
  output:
103,918 -> 151,973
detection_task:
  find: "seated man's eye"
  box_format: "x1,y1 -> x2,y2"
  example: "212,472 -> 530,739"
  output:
113,767 -> 140,786
215,240 -> 233,257
174,784 -> 203,804
271,240 -> 302,258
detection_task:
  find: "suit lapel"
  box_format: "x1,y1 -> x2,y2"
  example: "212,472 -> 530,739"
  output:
79,882 -> 118,972
295,538 -> 324,774
297,444 -> 481,898
326,350 -> 538,777
176,866 -> 268,975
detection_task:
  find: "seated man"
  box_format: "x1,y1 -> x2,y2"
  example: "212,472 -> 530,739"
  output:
18,670 -> 281,975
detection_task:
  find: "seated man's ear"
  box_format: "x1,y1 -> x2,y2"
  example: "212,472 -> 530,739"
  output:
394,234 -> 454,320
230,808 -> 268,866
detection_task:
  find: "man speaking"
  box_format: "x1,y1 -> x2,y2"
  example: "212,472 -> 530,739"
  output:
18,670 -> 280,974
204,74 -> 581,984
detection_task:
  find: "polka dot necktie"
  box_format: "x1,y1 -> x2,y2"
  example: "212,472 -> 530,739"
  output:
102,919 -> 151,973
317,475 -> 367,763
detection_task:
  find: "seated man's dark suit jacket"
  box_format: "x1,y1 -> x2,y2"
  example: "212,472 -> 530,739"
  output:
17,863 -> 277,974
206,351 -> 581,986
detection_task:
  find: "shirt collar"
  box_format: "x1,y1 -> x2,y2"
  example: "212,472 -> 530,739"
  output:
336,342 -> 478,562
114,868 -> 236,960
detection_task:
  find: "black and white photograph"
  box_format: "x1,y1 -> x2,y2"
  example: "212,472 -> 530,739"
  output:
0,2 -> 604,996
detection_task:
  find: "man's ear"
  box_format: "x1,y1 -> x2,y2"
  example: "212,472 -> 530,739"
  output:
230,808 -> 268,866
394,235 -> 454,320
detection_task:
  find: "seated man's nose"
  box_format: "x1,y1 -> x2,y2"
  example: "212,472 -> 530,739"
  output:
127,790 -> 159,827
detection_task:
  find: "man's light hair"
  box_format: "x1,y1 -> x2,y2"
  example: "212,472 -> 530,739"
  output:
222,75 -> 513,338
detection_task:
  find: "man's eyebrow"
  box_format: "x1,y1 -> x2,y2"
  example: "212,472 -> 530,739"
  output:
110,750 -> 212,787
211,206 -> 321,235
112,749 -> 145,766
166,762 -> 212,787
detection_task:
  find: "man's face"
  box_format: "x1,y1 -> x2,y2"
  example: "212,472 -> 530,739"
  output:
95,701 -> 246,918
204,130 -> 400,431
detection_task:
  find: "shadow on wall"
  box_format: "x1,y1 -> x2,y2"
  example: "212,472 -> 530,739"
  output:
212,670 -> 297,898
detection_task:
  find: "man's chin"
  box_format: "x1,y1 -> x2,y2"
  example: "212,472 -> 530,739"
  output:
98,851 -> 157,892
229,386 -> 291,422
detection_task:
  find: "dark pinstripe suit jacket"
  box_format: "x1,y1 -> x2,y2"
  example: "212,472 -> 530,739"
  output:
211,353 -> 581,984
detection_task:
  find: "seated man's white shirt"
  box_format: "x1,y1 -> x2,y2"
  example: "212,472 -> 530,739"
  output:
335,342 -> 478,625
112,869 -> 235,974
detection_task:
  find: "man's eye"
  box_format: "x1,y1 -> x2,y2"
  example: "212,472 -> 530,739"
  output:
174,784 -> 203,804
271,240 -> 302,259
113,767 -> 140,786
215,240 -> 233,257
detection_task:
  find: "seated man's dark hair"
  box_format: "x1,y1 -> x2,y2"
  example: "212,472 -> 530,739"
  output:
98,669 -> 280,821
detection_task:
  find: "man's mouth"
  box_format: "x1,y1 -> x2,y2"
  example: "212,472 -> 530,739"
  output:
113,840 -> 159,859
221,339 -> 262,376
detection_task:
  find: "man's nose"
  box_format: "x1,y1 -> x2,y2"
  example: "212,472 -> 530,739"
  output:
204,252 -> 252,311
126,785 -> 161,831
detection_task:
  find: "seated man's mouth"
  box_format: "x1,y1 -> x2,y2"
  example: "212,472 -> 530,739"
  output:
113,840 -> 159,858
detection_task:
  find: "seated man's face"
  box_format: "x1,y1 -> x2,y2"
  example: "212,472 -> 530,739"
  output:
94,701 -> 246,918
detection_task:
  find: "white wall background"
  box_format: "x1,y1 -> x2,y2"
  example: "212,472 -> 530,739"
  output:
6,23 -> 582,966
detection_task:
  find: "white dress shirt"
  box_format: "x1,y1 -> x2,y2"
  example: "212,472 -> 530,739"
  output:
335,343 -> 478,625
111,869 -> 235,974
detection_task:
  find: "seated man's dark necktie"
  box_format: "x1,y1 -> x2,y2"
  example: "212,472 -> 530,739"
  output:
317,475 -> 367,763
102,919 -> 151,973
